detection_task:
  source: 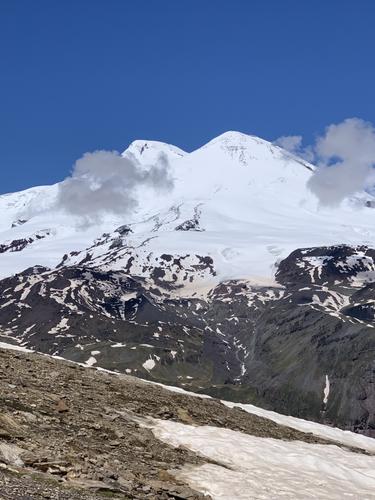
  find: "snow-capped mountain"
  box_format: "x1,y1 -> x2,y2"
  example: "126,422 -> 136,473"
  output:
1,131 -> 374,283
0,131 -> 375,435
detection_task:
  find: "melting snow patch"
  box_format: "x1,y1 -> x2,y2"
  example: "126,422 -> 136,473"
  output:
0,299 -> 16,308
85,356 -> 97,367
48,318 -> 69,335
24,324 -> 36,334
150,419 -> 375,500
323,374 -> 330,405
0,342 -> 32,353
143,358 -> 156,371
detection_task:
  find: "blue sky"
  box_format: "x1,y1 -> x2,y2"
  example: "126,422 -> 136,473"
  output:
1,0 -> 374,193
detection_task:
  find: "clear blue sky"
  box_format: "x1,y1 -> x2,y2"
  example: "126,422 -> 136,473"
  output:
1,0 -> 374,193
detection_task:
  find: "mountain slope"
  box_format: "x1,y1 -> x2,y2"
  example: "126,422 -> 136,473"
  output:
1,131 -> 374,283
0,243 -> 374,433
0,131 -> 375,435
0,345 -> 374,499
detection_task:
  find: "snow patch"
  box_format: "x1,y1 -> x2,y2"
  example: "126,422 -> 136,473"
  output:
85,356 -> 97,367
150,419 -> 375,500
323,374 -> 330,405
143,358 -> 156,371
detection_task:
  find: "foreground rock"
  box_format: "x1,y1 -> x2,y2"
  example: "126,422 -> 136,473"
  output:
1,346 -> 368,499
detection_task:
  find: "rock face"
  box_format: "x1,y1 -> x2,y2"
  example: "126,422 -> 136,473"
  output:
0,229 -> 51,254
276,245 -> 375,287
0,242 -> 374,435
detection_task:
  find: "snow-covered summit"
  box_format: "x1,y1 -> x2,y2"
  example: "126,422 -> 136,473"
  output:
200,130 -> 280,159
123,139 -> 186,164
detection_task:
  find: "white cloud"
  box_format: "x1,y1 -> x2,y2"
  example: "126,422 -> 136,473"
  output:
274,135 -> 314,163
56,150 -> 173,220
275,118 -> 375,206
274,135 -> 303,152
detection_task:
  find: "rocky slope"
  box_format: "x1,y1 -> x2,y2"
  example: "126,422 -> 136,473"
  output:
1,345 -> 375,499
0,243 -> 374,435
0,345 -> 349,499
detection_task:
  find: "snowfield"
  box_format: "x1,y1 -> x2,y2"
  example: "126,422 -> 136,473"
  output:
0,131 -> 374,288
150,419 -> 375,500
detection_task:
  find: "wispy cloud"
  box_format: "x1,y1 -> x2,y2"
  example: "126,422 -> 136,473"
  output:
273,135 -> 314,163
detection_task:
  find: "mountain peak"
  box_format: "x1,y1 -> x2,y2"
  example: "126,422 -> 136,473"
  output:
201,130 -> 271,148
122,139 -> 186,163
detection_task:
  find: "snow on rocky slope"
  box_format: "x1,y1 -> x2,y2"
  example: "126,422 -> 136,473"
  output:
2,343 -> 375,499
1,131 -> 375,435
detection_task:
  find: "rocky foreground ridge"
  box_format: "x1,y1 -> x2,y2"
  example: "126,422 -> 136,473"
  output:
1,345 -> 371,499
